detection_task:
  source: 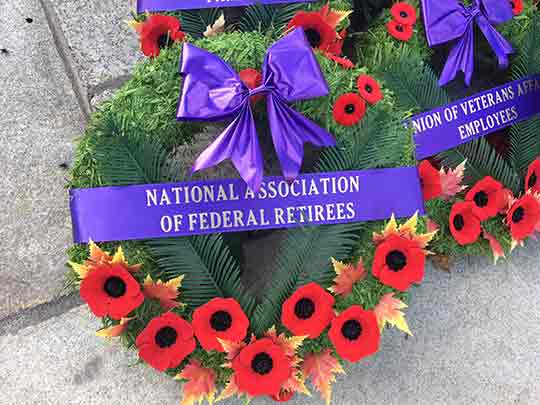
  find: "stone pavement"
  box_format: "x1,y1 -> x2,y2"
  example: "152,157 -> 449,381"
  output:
0,0 -> 539,404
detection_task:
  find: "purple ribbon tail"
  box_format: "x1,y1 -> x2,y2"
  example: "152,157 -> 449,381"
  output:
192,102 -> 264,191
267,94 -> 336,180
477,14 -> 514,69
439,24 -> 475,87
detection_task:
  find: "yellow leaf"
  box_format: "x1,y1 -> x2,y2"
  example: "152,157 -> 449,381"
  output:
143,275 -> 184,310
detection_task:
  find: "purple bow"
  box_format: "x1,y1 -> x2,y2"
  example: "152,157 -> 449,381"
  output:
421,0 -> 514,86
176,28 -> 335,191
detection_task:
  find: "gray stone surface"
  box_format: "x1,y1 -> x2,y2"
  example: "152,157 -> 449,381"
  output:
0,0 -> 85,318
2,240 -> 539,404
48,0 -> 141,101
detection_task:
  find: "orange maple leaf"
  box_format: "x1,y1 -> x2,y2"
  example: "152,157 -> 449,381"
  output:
329,257 -> 366,297
373,293 -> 412,335
216,376 -> 245,402
373,213 -> 436,253
176,359 -> 217,405
95,317 -> 133,338
265,326 -> 306,360
218,338 -> 248,367
440,160 -> 467,199
143,275 -> 184,310
302,349 -> 345,405
482,229 -> 506,265
69,242 -> 141,280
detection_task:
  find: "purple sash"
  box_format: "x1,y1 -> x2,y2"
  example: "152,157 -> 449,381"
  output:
137,0 -> 316,13
70,168 -> 424,243
413,75 -> 540,160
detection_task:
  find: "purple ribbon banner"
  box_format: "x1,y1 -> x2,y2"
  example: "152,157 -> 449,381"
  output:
70,168 -> 424,243
412,75 -> 540,160
137,0 -> 316,13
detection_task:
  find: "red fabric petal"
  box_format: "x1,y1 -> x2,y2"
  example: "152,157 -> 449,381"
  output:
333,93 -> 366,126
465,176 -> 504,221
526,158 -> 540,193
507,195 -> 540,241
418,160 -> 442,201
449,201 -> 482,245
387,20 -> 414,41
281,282 -> 335,338
356,74 -> 383,105
391,3 -> 418,26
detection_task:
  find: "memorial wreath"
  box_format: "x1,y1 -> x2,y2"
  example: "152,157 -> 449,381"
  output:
65,1 -> 540,403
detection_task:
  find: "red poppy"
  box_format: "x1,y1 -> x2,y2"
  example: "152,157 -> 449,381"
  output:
287,12 -> 337,51
387,20 -> 414,41
418,160 -> 442,201
281,282 -> 335,338
465,176 -> 504,221
356,75 -> 383,105
526,158 -> 540,193
136,312 -> 196,371
391,2 -> 417,26
449,201 -> 482,245
232,337 -> 291,397
140,15 -> 186,57
371,234 -> 426,291
506,194 -> 540,241
328,305 -> 380,362
511,0 -> 524,15
80,263 -> 144,320
239,68 -> 264,104
192,297 -> 250,352
333,93 -> 366,126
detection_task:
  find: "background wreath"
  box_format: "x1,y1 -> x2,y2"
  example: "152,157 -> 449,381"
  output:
66,1 -> 540,403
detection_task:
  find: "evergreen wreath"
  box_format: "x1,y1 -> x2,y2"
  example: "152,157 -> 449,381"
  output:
66,1 -> 540,403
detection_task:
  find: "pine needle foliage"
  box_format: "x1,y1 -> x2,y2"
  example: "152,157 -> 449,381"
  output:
238,3 -> 303,36
146,235 -> 257,315
251,223 -> 361,335
179,8 -> 224,39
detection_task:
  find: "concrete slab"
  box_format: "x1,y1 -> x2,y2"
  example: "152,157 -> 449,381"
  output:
2,240 -> 539,404
47,0 -> 142,102
0,0 -> 85,317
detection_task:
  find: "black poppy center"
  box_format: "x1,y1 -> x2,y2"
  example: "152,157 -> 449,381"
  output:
210,310 -> 233,332
396,24 -> 404,32
304,28 -> 322,48
453,214 -> 465,231
528,172 -> 538,189
386,250 -> 407,271
251,352 -> 273,375
341,319 -> 362,340
345,104 -> 356,114
364,84 -> 373,93
294,298 -> 316,320
473,191 -> 489,208
512,206 -> 525,223
157,33 -> 172,49
155,326 -> 178,348
400,11 -> 408,18
104,276 -> 126,298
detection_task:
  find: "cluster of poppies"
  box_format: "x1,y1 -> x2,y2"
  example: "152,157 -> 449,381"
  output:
386,2 -> 417,42
420,158 -> 540,248
332,74 -> 384,126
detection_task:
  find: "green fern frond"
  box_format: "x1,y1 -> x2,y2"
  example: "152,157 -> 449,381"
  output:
238,4 -> 303,35
316,105 -> 407,172
381,58 -> 449,112
509,117 -> 540,177
91,116 -> 168,186
251,223 -> 361,335
146,235 -> 257,315
438,138 -> 521,192
511,16 -> 540,80
180,8 -> 224,39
